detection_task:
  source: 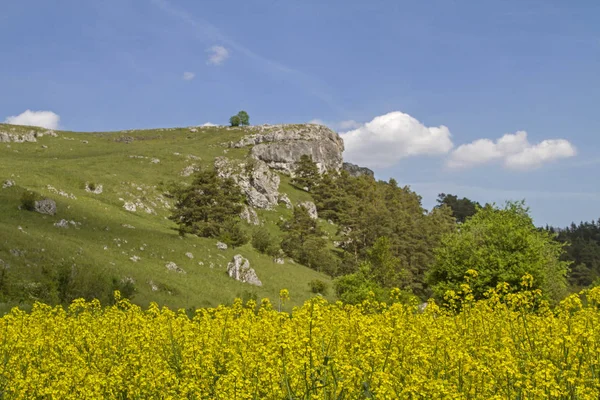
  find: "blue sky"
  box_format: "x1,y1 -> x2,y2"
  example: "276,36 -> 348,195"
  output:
1,0 -> 599,227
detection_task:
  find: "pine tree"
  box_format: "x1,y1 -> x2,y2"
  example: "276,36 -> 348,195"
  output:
291,154 -> 321,191
169,168 -> 245,238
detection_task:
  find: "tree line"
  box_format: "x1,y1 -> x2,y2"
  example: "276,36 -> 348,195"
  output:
169,155 -> 595,305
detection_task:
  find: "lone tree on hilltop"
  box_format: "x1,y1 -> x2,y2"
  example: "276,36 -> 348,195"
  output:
229,110 -> 250,127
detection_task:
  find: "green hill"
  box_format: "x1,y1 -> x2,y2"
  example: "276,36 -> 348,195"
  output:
0,123 -> 338,311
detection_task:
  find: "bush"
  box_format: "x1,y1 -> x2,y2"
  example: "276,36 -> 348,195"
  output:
308,279 -> 328,295
20,190 -> 40,211
252,227 -> 278,254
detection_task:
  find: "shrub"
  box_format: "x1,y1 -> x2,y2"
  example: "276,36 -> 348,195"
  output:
20,190 -> 40,211
308,279 -> 328,295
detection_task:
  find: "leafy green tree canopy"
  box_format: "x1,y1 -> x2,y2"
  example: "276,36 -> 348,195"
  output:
229,111 -> 249,127
427,200 -> 570,302
435,193 -> 481,223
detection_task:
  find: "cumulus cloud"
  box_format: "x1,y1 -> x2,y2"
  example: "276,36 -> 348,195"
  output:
339,111 -> 454,168
4,110 -> 60,129
308,119 -> 325,125
182,71 -> 195,80
201,122 -> 217,127
206,45 -> 229,65
448,131 -> 576,170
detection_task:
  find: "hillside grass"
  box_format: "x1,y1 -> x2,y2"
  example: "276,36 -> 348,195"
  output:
0,123 -> 333,311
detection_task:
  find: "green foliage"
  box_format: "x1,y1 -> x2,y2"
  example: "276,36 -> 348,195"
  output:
229,115 -> 241,127
427,201 -> 570,302
291,155 -> 321,191
333,263 -> 386,304
313,172 -> 455,297
367,236 -> 405,288
229,111 -> 249,127
435,193 -> 482,223
308,279 -> 328,295
20,190 -> 40,211
237,111 -> 250,126
251,227 -> 280,256
545,219 -> 600,291
168,168 -> 245,238
219,219 -> 250,249
280,206 -> 339,275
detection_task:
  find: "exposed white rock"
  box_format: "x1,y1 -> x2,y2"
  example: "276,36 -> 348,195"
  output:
123,202 -> 137,212
278,193 -> 293,209
274,257 -> 285,264
130,255 -> 141,262
229,124 -> 344,174
34,199 -> 57,215
54,219 -> 80,228
180,164 -> 200,177
122,224 -> 135,229
185,252 -> 194,259
46,185 -> 77,200
215,157 -> 280,209
151,158 -> 160,164
165,261 -> 186,274
2,180 -> 15,189
216,241 -> 228,250
85,183 -> 103,194
227,255 -> 262,286
0,130 -> 37,143
240,205 -> 260,225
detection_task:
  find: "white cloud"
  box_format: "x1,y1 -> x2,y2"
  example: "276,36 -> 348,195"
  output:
182,71 -> 195,80
201,122 -> 217,127
4,110 -> 60,130
338,120 -> 361,130
206,45 -> 229,65
308,119 -> 325,125
448,131 -> 576,170
339,111 -> 454,168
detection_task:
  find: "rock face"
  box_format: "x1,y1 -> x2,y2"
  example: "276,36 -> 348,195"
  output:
215,157 -> 280,209
2,180 -> 15,189
298,201 -> 318,219
227,255 -> 262,286
34,199 -> 57,215
230,124 -> 344,175
0,130 -> 39,143
278,193 -> 293,209
216,241 -> 228,250
342,162 -> 374,178
240,205 -> 260,225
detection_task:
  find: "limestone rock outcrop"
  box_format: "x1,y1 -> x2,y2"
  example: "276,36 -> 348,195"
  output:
230,124 -> 344,175
342,162 -> 374,178
227,255 -> 262,286
34,199 -> 57,215
215,157 -> 280,210
240,205 -> 260,225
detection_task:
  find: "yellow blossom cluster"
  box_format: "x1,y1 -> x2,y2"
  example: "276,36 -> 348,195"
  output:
1,284 -> 600,399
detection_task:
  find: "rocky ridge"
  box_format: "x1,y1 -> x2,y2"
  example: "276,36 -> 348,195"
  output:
229,124 -> 344,175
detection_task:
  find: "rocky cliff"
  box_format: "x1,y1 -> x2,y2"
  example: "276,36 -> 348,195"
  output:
230,124 -> 344,174
342,162 -> 374,178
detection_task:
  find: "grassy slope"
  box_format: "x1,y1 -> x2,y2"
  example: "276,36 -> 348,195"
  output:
0,123 -> 333,310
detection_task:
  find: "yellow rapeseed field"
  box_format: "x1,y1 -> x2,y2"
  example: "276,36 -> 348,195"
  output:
1,278 -> 600,399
